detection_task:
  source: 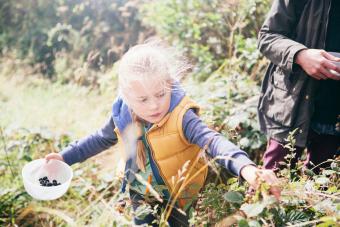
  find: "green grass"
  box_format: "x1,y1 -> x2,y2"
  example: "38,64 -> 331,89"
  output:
0,75 -> 116,138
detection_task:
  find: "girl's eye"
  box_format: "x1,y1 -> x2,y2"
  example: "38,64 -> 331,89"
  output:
140,98 -> 148,103
156,92 -> 165,98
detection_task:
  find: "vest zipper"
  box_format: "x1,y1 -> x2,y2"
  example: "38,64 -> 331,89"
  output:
144,132 -> 173,194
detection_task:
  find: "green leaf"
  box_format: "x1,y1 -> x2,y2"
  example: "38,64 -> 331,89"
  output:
223,191 -> 244,204
317,216 -> 337,227
261,196 -> 277,207
238,219 -> 249,227
315,177 -> 329,185
304,169 -> 315,177
240,202 -> 265,217
239,137 -> 250,148
327,186 -> 337,193
248,220 -> 262,227
321,169 -> 336,176
22,154 -> 32,162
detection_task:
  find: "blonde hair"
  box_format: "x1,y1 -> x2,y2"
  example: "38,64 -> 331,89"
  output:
117,39 -> 191,171
117,39 -> 190,100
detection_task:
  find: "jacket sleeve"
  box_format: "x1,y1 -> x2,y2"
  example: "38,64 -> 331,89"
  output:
182,109 -> 255,176
258,0 -> 307,73
59,116 -> 118,165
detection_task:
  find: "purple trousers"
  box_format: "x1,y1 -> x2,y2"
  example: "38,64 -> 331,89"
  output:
263,129 -> 340,171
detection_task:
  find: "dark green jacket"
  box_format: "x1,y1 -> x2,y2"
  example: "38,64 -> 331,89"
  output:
257,0 -> 331,147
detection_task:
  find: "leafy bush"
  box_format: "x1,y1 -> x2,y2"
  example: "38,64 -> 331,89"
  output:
1,125 -> 338,226
142,0 -> 271,81
191,158 -> 339,226
184,68 -> 266,162
0,0 -> 151,79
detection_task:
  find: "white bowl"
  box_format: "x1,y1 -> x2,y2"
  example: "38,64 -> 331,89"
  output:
22,159 -> 73,200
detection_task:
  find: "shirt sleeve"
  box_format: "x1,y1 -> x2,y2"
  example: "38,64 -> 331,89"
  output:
182,109 -> 255,176
257,0 -> 307,74
60,116 -> 118,165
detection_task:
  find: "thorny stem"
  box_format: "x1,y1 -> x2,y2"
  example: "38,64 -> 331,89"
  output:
310,159 -> 338,171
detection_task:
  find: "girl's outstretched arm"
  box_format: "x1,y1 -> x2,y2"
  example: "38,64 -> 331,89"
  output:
183,109 -> 254,176
46,116 -> 118,165
183,109 -> 281,199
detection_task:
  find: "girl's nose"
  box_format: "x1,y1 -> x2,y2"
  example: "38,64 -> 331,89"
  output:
149,99 -> 159,110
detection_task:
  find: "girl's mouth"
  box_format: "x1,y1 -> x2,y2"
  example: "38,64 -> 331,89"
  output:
150,112 -> 162,118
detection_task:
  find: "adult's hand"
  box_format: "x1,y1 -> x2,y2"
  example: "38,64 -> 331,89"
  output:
295,49 -> 340,80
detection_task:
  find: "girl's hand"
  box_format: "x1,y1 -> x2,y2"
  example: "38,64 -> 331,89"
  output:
45,152 -> 64,163
241,165 -> 281,200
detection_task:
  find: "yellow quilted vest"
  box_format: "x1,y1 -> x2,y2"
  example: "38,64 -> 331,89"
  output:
116,96 -> 208,208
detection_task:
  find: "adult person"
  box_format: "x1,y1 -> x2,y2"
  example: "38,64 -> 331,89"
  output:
257,0 -> 340,172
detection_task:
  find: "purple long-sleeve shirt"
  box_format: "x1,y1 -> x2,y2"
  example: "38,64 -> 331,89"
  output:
60,110 -> 254,176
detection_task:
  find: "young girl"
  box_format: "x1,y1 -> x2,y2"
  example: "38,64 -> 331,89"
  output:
45,40 -> 280,226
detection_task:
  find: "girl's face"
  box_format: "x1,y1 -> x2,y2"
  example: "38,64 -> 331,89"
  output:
124,79 -> 171,124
